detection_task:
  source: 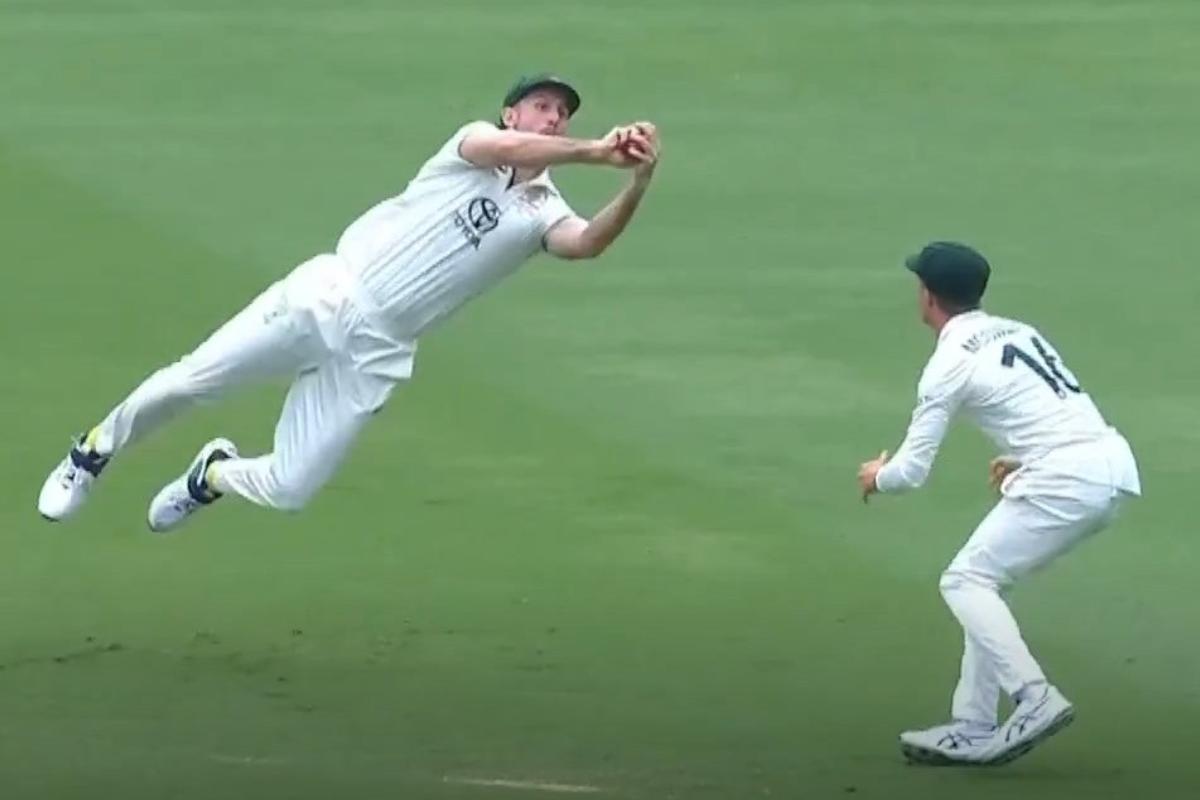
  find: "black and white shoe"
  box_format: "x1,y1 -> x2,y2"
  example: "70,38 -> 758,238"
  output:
147,438 -> 237,533
38,435 -> 109,521
984,684 -> 1074,766
900,720 -> 998,766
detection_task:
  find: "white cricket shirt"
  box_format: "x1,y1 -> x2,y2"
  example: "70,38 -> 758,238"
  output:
876,310 -> 1141,496
336,121 -> 576,338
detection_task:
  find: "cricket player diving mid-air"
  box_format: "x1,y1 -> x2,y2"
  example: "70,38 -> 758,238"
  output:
857,242 -> 1141,767
38,74 -> 661,531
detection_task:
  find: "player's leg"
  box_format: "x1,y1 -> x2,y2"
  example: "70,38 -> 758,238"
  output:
93,282 -> 315,456
937,487 -> 1119,764
899,631 -> 1001,765
146,358 -> 394,531
38,276 -> 319,522
951,631 -> 1002,728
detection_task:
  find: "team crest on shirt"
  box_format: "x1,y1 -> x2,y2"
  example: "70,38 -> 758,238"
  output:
453,197 -> 501,249
514,184 -> 554,212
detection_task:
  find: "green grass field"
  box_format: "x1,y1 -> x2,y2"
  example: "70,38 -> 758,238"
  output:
2,1 -> 1198,797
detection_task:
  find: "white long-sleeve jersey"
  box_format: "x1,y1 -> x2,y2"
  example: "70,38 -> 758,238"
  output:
875,310 -> 1141,497
336,121 -> 577,339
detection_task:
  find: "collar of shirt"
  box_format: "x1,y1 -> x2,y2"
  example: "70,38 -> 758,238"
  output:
499,166 -> 554,190
937,309 -> 988,345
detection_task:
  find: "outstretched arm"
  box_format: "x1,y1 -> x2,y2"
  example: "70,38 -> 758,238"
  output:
544,123 -> 661,260
459,125 -> 650,171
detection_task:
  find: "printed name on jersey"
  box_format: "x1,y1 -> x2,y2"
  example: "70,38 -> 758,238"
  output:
960,324 -> 1021,354
453,197 -> 501,249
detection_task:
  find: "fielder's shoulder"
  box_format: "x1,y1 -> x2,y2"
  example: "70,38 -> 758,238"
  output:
432,120 -> 501,169
453,119 -> 499,141
919,328 -> 979,401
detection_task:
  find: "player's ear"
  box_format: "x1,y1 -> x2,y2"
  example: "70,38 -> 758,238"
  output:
917,283 -> 938,322
500,106 -> 517,129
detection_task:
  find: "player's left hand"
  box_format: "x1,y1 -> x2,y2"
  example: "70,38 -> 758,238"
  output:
622,121 -> 660,179
599,125 -> 652,168
988,455 -> 1021,493
857,450 -> 889,504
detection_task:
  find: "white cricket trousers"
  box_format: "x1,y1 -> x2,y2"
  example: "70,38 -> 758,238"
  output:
90,254 -> 414,511
941,441 -> 1137,726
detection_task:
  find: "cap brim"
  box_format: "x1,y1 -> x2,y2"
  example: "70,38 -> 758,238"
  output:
903,254 -> 923,274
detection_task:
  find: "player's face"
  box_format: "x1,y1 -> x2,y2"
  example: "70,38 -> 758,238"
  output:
503,89 -> 571,136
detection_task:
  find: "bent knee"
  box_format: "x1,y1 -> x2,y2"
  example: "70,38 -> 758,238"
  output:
939,566 -> 1005,598
939,569 -> 967,596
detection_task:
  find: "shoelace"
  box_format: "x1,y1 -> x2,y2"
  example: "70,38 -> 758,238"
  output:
938,730 -> 994,749
172,495 -> 201,515
1006,696 -> 1049,741
58,464 -> 80,488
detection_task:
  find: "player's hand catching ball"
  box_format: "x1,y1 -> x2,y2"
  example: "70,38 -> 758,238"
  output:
623,121 -> 660,179
857,450 -> 890,504
599,125 -> 648,166
600,122 -> 660,175
988,455 -> 1021,494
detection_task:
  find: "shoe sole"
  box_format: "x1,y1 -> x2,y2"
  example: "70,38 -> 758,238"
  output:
985,706 -> 1075,767
900,741 -> 988,768
901,742 -> 955,766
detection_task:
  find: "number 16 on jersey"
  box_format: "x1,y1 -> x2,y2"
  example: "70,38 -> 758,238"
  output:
1001,336 -> 1082,398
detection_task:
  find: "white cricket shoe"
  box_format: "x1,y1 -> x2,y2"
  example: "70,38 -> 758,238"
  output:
147,438 -> 238,533
39,436 -> 109,521
985,684 -> 1074,766
899,720 -> 997,766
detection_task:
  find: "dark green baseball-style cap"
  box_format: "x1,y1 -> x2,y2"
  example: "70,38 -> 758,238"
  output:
501,73 -> 582,117
905,241 -> 991,307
